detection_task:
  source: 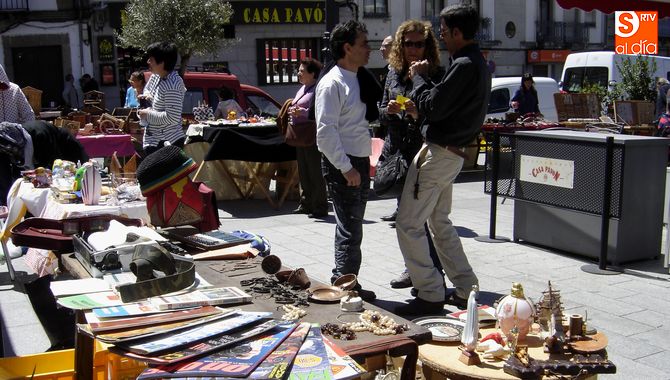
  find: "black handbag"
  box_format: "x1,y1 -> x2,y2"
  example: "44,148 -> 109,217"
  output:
373,149 -> 408,198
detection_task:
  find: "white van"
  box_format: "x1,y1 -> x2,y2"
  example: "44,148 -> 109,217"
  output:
560,51 -> 670,93
487,77 -> 560,122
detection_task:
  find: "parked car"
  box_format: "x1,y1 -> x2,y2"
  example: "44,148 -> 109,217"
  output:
487,76 -> 560,122
144,71 -> 281,119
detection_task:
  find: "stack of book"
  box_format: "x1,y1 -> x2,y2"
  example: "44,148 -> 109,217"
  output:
61,278 -> 367,380
80,305 -> 366,380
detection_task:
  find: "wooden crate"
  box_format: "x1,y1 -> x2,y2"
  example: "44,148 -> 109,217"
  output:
614,100 -> 655,125
553,93 -> 600,121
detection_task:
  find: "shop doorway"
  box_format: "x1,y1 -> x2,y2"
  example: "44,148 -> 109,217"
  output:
12,46 -> 63,108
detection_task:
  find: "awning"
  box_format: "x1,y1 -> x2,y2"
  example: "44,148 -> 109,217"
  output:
556,0 -> 670,18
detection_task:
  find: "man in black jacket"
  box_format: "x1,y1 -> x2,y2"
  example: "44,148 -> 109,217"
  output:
395,4 -> 491,314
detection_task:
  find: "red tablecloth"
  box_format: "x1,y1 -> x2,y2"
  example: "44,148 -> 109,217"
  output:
76,134 -> 136,157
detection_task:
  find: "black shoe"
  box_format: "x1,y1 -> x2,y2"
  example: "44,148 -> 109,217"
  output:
390,271 -> 412,289
380,211 -> 397,222
395,297 -> 444,315
410,287 -> 418,297
308,211 -> 328,218
445,292 -> 468,309
353,284 -> 376,301
292,206 -> 310,214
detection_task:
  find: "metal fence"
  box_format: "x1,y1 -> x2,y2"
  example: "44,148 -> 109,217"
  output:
484,131 -> 625,219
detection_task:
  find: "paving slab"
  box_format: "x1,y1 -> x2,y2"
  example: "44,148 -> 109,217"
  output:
0,178 -> 668,380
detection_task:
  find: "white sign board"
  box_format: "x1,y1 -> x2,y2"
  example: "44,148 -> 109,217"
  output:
519,155 -> 575,189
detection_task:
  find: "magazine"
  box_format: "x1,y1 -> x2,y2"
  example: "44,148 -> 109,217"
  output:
249,322 -> 311,380
56,291 -> 125,309
92,301 -> 170,318
151,287 -> 253,310
85,306 -> 225,333
50,278 -> 111,297
322,336 -> 367,380
81,311 -> 237,344
287,324 -> 334,380
136,322 -> 296,378
113,311 -> 272,355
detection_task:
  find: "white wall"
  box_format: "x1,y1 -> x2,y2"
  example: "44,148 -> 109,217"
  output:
0,21 -> 92,80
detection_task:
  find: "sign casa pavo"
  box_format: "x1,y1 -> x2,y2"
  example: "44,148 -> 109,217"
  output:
231,1 -> 325,24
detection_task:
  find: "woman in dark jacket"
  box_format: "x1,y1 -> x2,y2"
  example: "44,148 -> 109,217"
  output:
378,20 -> 444,289
511,73 -> 541,116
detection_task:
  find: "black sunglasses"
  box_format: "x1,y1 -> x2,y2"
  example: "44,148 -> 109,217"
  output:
403,40 -> 426,49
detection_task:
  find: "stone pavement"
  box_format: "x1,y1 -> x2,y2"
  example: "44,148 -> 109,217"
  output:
1,177 -> 669,379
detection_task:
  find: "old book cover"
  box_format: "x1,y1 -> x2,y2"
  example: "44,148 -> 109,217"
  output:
85,306 -> 224,333
136,321 -> 296,378
287,324 -> 334,380
322,336 -> 367,380
150,286 -> 253,311
112,311 -> 272,355
92,301 -> 168,318
249,322 -> 311,380
82,310 -> 237,344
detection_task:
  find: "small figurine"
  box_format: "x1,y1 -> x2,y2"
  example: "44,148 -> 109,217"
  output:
459,285 -> 481,365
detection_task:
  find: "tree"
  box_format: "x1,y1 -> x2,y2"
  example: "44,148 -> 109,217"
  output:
117,0 -> 236,76
613,55 -> 657,101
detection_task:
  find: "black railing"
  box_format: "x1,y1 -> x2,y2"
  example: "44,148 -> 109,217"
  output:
0,0 -> 28,11
536,21 -> 592,47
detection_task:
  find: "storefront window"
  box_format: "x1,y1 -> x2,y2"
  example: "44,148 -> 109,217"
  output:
259,38 -> 319,85
364,0 -> 388,18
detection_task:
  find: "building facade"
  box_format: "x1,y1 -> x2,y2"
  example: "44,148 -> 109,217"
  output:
1,0 -> 668,109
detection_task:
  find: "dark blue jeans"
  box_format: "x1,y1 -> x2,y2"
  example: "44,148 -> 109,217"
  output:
322,155 -> 370,284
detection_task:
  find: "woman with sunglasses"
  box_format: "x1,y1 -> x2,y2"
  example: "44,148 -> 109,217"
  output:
378,20 -> 445,290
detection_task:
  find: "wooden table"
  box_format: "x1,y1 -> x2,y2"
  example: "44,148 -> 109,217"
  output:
419,326 -> 603,380
185,124 -> 299,208
61,254 -> 431,380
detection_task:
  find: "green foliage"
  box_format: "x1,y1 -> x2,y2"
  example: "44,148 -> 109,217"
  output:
614,55 -> 657,101
117,0 -> 236,73
579,81 -> 622,115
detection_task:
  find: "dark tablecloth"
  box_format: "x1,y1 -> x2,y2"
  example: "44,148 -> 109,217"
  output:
203,126 -> 296,162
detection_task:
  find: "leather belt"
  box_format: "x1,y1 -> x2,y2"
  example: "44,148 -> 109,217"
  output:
447,146 -> 469,160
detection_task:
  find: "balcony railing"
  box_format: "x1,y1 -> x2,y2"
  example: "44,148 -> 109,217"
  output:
0,0 -> 28,12
536,21 -> 592,48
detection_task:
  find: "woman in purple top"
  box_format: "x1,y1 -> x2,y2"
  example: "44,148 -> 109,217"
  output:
290,58 -> 328,218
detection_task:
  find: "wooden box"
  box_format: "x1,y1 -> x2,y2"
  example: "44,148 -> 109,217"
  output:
614,100 -> 655,125
553,93 -> 600,121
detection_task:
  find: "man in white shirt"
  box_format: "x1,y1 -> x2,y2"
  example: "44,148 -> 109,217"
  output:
315,20 -> 376,301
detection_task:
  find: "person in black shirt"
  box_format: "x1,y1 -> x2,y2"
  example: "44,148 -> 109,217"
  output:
395,4 -> 490,315
511,73 -> 541,116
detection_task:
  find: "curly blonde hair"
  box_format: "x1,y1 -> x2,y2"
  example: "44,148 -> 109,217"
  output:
388,20 -> 441,74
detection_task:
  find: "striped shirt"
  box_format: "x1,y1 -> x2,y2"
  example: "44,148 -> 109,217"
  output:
142,71 -> 186,148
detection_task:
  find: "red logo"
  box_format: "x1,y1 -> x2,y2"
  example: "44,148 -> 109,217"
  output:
615,11 -> 658,54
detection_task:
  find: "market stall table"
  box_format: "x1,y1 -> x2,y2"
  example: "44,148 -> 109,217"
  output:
419,326 -> 612,380
9,180 -> 150,277
59,254 -> 431,380
76,134 -> 136,158
185,123 -> 298,208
